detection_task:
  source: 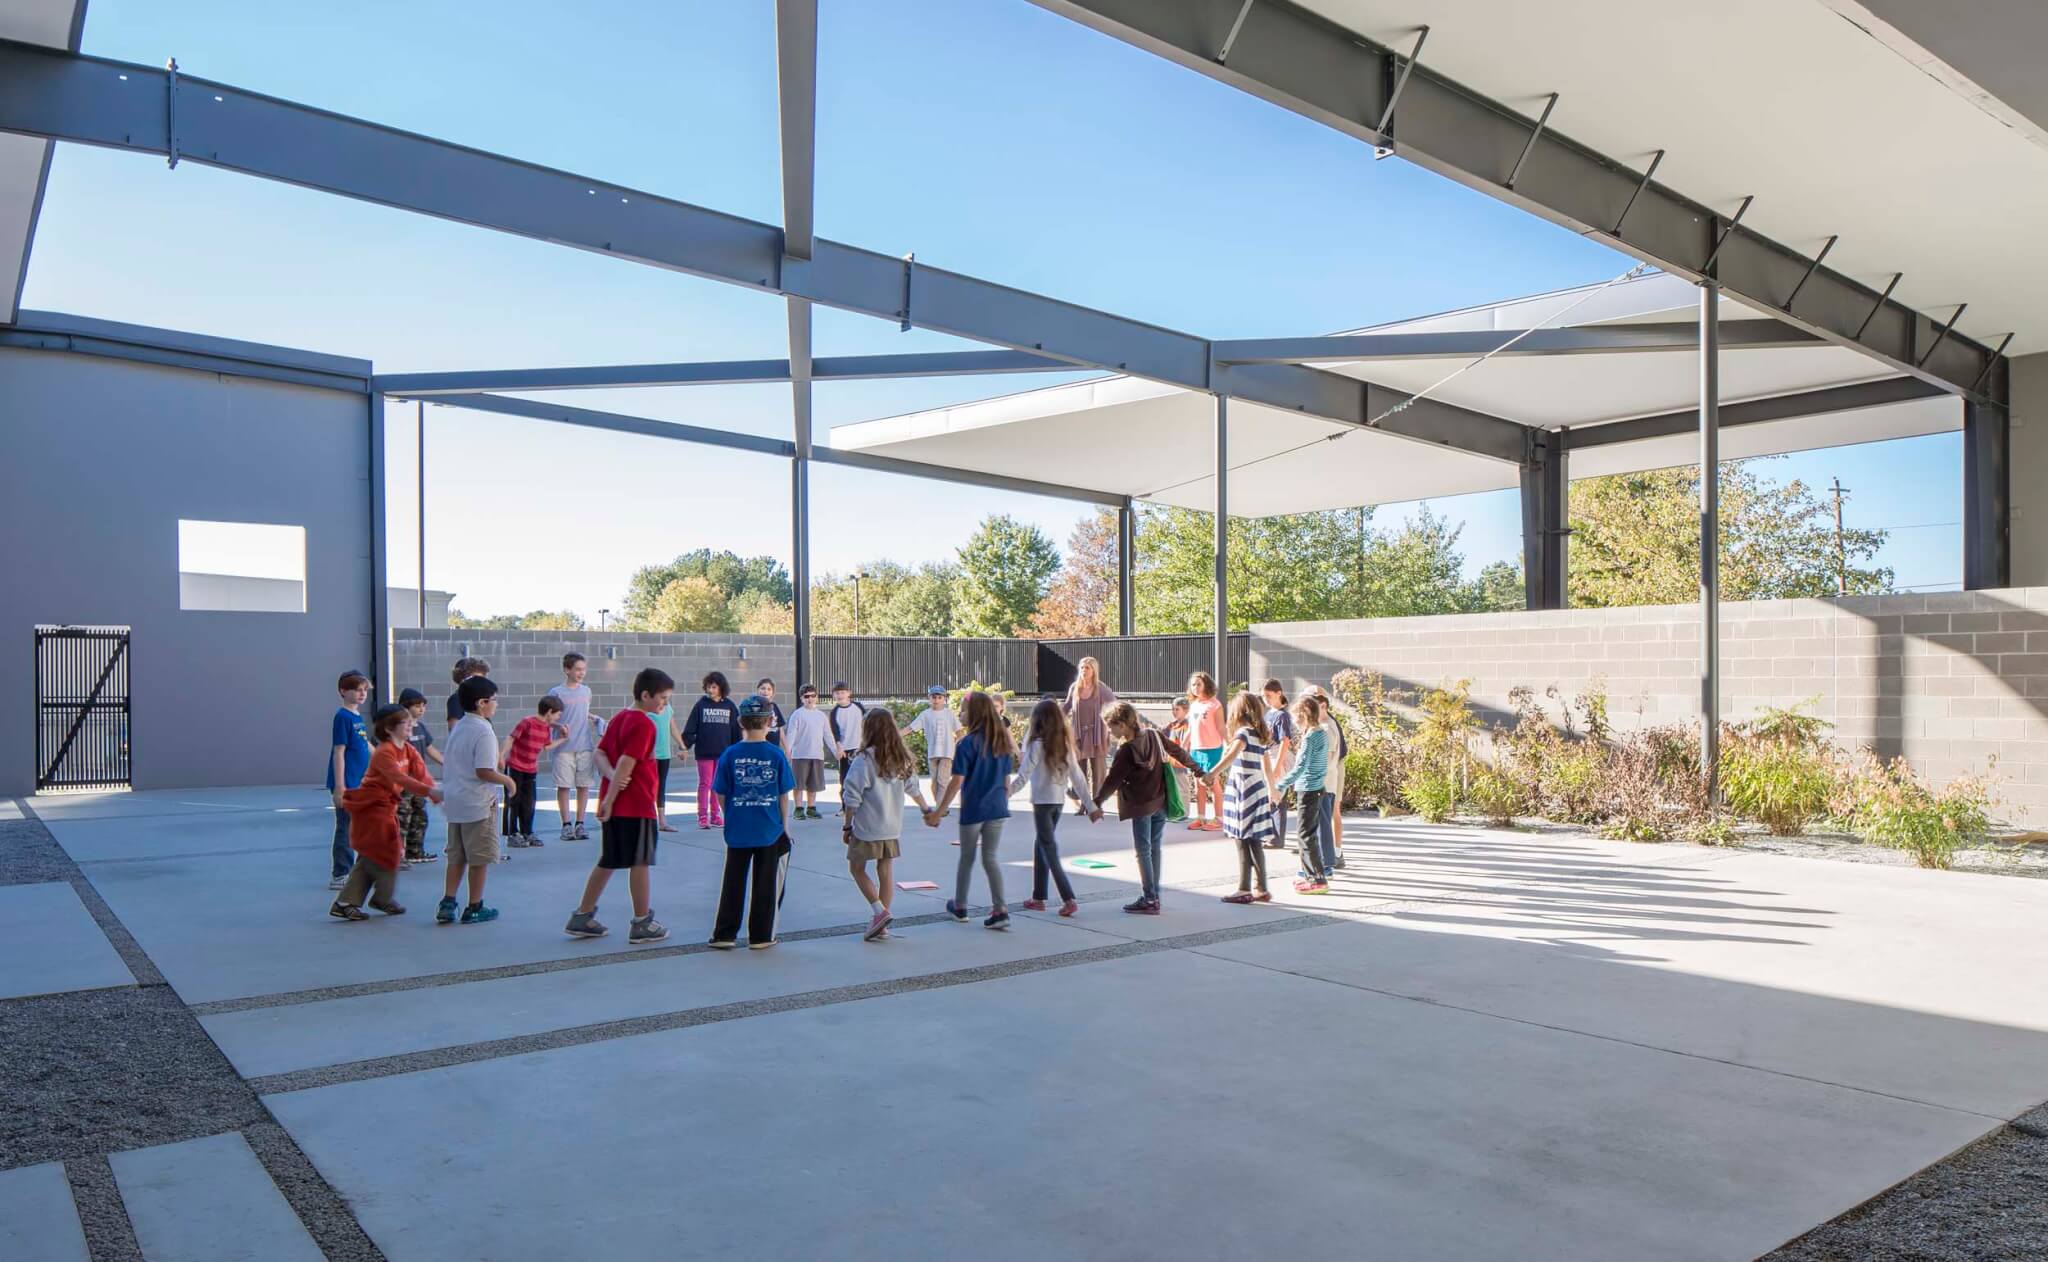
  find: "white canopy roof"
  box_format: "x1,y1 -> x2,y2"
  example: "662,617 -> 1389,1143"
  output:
829,272 -> 1959,517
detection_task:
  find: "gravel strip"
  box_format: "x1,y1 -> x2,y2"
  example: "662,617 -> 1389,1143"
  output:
1764,1102 -> 2048,1260
63,1154 -> 141,1262
242,1121 -> 387,1261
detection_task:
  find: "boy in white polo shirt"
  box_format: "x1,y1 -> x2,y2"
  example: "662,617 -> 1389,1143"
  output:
549,652 -> 597,841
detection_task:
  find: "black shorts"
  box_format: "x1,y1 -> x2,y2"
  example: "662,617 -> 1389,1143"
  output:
599,816 -> 659,870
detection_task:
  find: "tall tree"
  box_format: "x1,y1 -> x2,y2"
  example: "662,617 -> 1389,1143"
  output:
447,608 -> 586,630
812,561 -> 959,636
1570,459 -> 1891,607
953,515 -> 1061,637
646,576 -> 730,632
730,590 -> 794,635
618,549 -> 791,629
1354,505 -> 1472,618
1461,560 -> 1525,613
1029,509 -> 1118,638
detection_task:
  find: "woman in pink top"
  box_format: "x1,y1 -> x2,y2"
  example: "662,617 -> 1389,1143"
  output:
1061,656 -> 1118,795
1184,671 -> 1228,830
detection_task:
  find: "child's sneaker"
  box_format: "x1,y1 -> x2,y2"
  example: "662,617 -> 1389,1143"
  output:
525,834 -> 544,848
984,910 -> 1010,931
564,909 -> 606,938
707,938 -> 739,950
460,903 -> 499,924
571,821 -> 589,840
328,901 -> 367,921
436,896 -> 458,924
327,875 -> 347,890
369,899 -> 406,915
1221,891 -> 1255,904
508,835 -> 531,848
1058,899 -> 1079,917
1019,898 -> 1047,911
944,899 -> 970,922
629,914 -> 668,944
864,908 -> 892,941
559,823 -> 576,843
747,937 -> 777,950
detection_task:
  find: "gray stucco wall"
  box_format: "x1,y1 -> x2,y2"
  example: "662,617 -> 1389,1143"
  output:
1,346 -> 372,796
1252,588 -> 2048,824
392,630 -> 796,743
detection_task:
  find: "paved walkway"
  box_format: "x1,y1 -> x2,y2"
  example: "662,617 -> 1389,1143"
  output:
4,779 -> 2047,1260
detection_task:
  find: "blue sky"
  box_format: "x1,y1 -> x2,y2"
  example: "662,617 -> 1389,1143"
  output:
25,0 -> 1963,619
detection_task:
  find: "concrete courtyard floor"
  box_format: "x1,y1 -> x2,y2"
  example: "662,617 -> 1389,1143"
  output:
5,777 -> 2048,1260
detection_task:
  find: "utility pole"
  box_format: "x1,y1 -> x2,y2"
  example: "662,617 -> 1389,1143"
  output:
1828,478 -> 1850,596
852,569 -> 868,636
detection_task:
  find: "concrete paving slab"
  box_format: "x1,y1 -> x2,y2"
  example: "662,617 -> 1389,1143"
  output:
0,1161 -> 89,1262
28,785 -> 318,822
1208,839 -> 2048,1119
46,801 -> 337,864
0,883 -> 134,999
203,913 -> 1102,1078
109,1131 -> 321,1262
80,830 -> 971,1005
269,947 -> 1993,1262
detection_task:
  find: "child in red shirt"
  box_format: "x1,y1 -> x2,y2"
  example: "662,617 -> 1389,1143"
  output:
565,669 -> 677,945
331,705 -> 440,921
500,695 -> 563,847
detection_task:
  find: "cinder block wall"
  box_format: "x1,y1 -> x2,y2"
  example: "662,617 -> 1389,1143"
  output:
392,630 -> 796,740
1251,588 -> 2048,824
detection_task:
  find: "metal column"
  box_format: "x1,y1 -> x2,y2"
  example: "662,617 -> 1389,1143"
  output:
1213,394 -> 1229,687
367,393 -> 390,704
1519,428 -> 1568,609
1117,499 -> 1135,637
1962,375 -> 2011,590
1698,284 -> 1721,796
791,452 -> 811,685
415,399 -> 426,628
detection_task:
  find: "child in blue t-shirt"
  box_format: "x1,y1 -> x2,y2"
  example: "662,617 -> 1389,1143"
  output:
326,671 -> 372,888
924,690 -> 1017,930
708,697 -> 796,949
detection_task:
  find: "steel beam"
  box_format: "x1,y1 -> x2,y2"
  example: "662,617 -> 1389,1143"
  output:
1963,368 -> 2011,590
1568,376 -> 1947,449
368,394 -> 390,704
1117,498 -> 1136,637
779,0 -> 819,684
1212,320 -> 1818,364
1213,394 -> 1230,688
426,392 -> 798,458
1026,0 -> 2000,400
369,349 -> 1077,396
3,309 -> 371,392
1223,361 -> 1527,463
810,446 -> 1127,509
0,42 -> 1526,464
1519,430 -> 1566,609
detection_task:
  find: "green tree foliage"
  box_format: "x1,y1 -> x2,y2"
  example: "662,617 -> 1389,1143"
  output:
447,608 -> 586,630
618,549 -> 791,630
1462,560 -> 1525,612
1131,503 -> 1504,630
952,515 -> 1060,637
646,576 -> 729,632
812,562 -> 959,636
1570,459 -> 1891,607
730,589 -> 794,635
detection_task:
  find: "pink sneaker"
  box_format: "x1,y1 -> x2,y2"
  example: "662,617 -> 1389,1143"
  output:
1020,898 -> 1047,911
864,907 -> 892,941
1058,899 -> 1079,917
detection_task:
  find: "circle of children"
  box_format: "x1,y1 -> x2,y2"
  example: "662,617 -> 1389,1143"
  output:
323,652 -> 1351,947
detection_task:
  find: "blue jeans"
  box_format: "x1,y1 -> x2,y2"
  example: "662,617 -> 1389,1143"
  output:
1130,810 -> 1165,901
1318,791 -> 1340,871
331,804 -> 354,879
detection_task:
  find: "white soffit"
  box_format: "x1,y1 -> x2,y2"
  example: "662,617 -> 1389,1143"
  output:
0,0 -> 86,324
1296,0 -> 2048,354
831,272 -> 1961,517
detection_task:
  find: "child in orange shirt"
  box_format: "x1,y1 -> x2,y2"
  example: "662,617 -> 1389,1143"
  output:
331,704 -> 441,921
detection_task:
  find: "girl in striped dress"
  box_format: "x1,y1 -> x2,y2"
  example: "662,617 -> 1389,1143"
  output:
1209,692 -> 1277,903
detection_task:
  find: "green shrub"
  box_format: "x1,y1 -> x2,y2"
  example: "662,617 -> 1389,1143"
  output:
1403,766 -> 1459,822
1683,815 -> 1740,847
1840,755 -> 1997,870
1535,741 -> 1607,824
1465,766 -> 1525,826
1720,736 -> 1834,835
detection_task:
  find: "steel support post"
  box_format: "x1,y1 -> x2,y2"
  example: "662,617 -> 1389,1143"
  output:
368,393 -> 390,703
1519,429 -> 1567,610
1117,499 -> 1136,637
415,399 -> 426,628
1963,380 -> 2011,591
1213,394 -> 1230,687
791,453 -> 811,685
1698,285 -> 1721,797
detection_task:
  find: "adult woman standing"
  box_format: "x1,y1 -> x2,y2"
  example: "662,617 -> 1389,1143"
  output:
1062,656 -> 1118,795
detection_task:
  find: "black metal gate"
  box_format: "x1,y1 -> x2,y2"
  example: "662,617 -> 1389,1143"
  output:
35,626 -> 131,791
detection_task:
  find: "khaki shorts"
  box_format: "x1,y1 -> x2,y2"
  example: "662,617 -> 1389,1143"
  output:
845,836 -> 900,862
552,748 -> 598,789
791,758 -> 825,792
446,816 -> 501,866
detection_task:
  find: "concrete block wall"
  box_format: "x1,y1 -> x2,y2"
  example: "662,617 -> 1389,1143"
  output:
1251,587 -> 2048,824
392,630 -> 795,742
